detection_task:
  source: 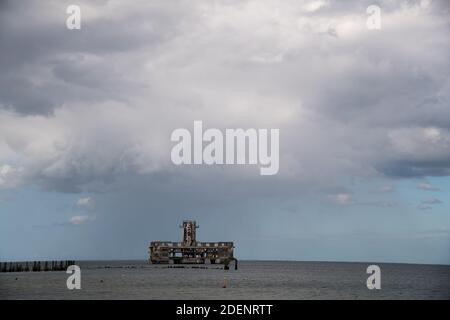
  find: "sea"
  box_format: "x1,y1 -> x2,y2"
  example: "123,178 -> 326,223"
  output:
0,260 -> 449,299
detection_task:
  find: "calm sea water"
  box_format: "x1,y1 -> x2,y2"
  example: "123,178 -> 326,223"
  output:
1,260 -> 449,299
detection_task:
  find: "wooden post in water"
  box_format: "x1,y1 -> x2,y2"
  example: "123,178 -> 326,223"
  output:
0,260 -> 77,273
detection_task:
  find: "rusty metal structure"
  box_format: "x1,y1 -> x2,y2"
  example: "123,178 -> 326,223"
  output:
149,220 -> 237,270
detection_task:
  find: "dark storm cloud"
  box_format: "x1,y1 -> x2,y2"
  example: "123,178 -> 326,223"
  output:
0,0 -> 187,115
0,0 -> 449,193
378,159 -> 450,177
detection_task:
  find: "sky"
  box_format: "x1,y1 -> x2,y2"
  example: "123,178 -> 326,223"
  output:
0,0 -> 449,264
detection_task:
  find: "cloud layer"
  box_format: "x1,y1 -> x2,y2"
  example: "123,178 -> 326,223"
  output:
0,0 -> 449,197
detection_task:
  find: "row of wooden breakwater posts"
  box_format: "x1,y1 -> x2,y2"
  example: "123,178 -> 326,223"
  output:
0,261 -> 76,273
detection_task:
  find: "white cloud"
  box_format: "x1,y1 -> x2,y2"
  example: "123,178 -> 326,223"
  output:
335,193 -> 353,205
302,1 -> 328,13
417,204 -> 432,211
417,197 -> 442,210
69,215 -> 92,225
417,183 -> 440,191
76,196 -> 93,207
378,185 -> 394,193
0,164 -> 13,183
424,127 -> 442,143
0,164 -> 23,188
420,198 -> 442,205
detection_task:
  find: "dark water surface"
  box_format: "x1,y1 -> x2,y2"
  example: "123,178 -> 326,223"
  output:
1,260 -> 449,299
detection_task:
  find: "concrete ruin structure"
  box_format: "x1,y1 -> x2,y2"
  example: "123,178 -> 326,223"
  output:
149,220 -> 237,270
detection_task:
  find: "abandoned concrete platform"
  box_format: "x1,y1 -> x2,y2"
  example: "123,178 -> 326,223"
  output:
149,220 -> 237,270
